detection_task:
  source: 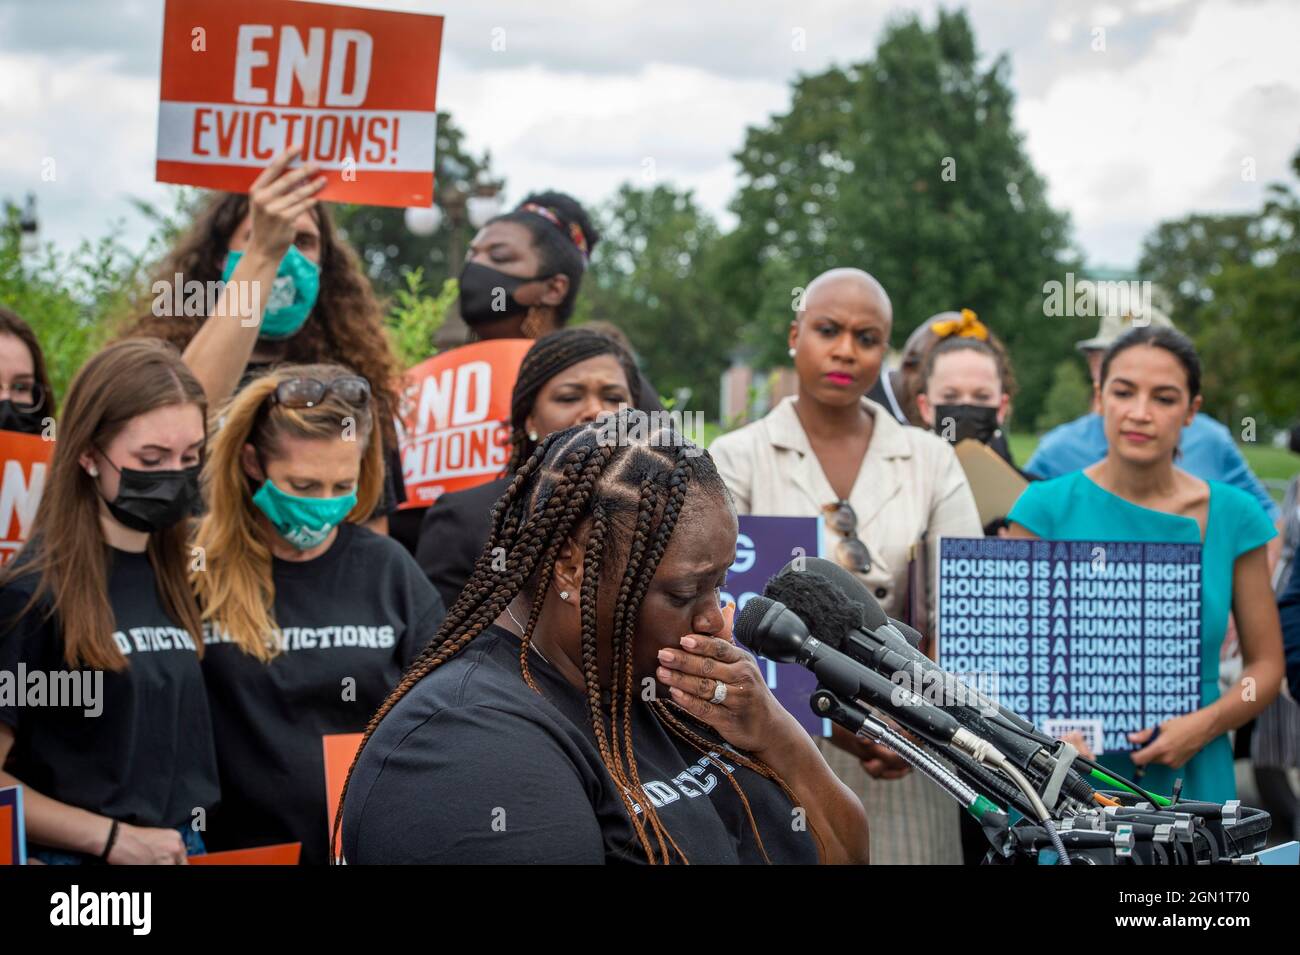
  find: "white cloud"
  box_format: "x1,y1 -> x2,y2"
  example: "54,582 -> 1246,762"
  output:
0,0 -> 1293,271
437,58 -> 788,223
0,48 -> 170,254
1017,0 -> 1299,266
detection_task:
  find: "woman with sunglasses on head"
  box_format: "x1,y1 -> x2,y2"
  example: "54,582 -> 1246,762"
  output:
1008,327 -> 1283,804
121,146 -> 408,535
194,365 -> 445,864
709,267 -> 982,864
0,339 -> 216,864
416,327 -> 642,608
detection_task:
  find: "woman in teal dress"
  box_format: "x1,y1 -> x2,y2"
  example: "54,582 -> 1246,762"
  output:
1008,326 -> 1283,803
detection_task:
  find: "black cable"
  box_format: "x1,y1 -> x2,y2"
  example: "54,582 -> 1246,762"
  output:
1071,753 -> 1165,806
978,709 -> 1167,806
932,743 -> 1039,819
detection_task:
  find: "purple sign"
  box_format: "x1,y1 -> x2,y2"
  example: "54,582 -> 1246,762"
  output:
724,515 -> 830,737
935,536 -> 1202,755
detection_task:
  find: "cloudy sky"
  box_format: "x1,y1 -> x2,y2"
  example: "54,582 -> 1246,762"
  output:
1,0 -> 1296,269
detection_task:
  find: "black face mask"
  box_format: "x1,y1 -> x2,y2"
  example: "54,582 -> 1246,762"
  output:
457,261 -> 551,326
933,404 -> 1002,446
0,400 -> 46,435
97,452 -> 203,534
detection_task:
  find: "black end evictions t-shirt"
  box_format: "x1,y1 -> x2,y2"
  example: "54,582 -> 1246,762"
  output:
0,546 -> 219,833
341,625 -> 819,864
201,522 -> 445,864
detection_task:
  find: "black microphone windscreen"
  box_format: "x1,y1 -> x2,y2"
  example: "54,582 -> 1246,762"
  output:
763,568 -> 863,650
774,556 -> 890,629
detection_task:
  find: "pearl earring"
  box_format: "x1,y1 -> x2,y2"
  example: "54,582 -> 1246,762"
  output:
788,347 -> 796,358
88,465 -> 99,477
528,430 -> 539,441
559,591 -> 570,601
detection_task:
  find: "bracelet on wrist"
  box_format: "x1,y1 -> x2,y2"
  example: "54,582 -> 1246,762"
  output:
99,819 -> 120,862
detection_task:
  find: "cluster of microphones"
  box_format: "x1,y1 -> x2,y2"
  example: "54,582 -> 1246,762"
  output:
734,557 -> 1273,864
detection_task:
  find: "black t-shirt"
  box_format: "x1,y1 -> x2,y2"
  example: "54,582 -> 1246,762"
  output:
415,476 -> 510,608
0,546 -> 219,835
342,625 -> 818,864
201,523 -> 445,864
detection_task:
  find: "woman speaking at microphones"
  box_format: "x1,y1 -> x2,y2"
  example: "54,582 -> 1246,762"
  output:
338,411 -> 869,864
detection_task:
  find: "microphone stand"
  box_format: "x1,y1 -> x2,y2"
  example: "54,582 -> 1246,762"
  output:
810,686 -> 1015,858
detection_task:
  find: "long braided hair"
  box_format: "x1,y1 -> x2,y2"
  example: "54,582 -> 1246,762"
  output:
503,327 -> 643,474
334,409 -> 816,863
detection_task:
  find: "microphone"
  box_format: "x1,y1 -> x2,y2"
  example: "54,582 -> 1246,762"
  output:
737,594 -> 1070,835
773,557 -> 1042,739
735,596 -> 969,747
766,559 -> 1098,807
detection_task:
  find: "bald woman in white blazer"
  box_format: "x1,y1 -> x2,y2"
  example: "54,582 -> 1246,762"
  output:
710,268 -> 981,865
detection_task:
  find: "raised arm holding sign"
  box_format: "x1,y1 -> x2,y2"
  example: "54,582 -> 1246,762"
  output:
155,0 -> 442,207
183,145 -> 327,406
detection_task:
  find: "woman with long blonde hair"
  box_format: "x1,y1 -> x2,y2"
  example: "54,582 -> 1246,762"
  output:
120,147 -> 407,535
0,339 -> 217,864
195,364 -> 444,864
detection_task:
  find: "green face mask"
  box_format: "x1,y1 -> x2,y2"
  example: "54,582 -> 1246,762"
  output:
251,478 -> 357,550
221,245 -> 321,340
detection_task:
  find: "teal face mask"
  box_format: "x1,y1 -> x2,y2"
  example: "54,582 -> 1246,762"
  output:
221,245 -> 321,340
251,478 -> 357,550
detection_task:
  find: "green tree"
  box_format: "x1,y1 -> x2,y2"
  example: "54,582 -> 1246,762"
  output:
333,113 -> 498,296
1137,212 -> 1259,340
1034,358 -> 1092,432
574,183 -> 741,418
1,203 -> 154,402
720,9 -> 1076,424
387,270 -> 456,369
1196,152 -> 1300,428
1138,149 -> 1300,430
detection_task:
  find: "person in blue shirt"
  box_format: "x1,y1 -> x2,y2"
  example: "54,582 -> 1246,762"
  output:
1008,326 -> 1284,804
1026,311 -> 1279,523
